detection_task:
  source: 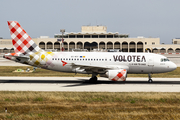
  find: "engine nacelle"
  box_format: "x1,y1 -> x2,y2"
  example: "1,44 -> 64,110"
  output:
106,69 -> 127,81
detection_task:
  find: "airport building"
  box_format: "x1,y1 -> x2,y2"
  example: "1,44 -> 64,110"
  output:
1,26 -> 180,53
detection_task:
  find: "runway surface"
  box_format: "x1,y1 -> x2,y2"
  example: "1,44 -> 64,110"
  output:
0,77 -> 180,92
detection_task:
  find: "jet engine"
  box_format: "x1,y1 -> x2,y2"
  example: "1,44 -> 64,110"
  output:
105,69 -> 127,81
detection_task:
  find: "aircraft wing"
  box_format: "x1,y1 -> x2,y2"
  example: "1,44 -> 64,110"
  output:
72,63 -> 129,73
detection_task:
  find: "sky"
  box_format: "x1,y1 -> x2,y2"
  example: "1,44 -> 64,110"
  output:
1,0 -> 180,44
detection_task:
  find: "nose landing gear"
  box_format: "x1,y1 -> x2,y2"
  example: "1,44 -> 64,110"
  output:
148,73 -> 153,83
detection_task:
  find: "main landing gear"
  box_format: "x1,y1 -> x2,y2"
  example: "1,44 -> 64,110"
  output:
89,73 -> 98,83
148,73 -> 153,83
89,76 -> 97,83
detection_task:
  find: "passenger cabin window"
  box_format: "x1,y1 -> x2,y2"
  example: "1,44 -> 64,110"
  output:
59,58 -> 109,62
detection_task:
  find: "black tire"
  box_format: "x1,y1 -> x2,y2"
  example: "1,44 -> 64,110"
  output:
148,79 -> 153,83
89,76 -> 97,83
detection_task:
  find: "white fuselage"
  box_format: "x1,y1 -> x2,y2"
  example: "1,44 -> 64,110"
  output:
43,52 -> 177,74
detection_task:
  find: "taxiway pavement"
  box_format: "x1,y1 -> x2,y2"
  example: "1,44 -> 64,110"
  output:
0,77 -> 180,92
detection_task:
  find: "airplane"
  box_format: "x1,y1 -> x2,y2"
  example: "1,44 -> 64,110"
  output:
3,21 -> 177,83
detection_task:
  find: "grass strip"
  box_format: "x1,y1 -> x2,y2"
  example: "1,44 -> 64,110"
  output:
0,92 -> 180,119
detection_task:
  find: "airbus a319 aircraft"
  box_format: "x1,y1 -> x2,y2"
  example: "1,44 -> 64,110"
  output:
4,21 -> 177,83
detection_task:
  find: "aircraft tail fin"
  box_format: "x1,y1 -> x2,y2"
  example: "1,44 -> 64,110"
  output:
7,21 -> 41,54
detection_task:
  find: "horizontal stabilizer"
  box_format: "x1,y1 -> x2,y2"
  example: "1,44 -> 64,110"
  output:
4,53 -> 29,62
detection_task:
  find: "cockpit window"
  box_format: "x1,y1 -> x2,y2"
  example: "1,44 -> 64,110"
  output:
161,58 -> 170,62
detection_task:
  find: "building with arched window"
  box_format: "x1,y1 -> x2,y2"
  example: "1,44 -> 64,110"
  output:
1,26 -> 180,54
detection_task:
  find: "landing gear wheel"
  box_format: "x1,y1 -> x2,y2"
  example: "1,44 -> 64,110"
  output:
148,79 -> 153,83
89,76 -> 97,83
148,73 -> 153,83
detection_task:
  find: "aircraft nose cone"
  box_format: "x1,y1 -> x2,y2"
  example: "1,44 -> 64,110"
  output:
170,62 -> 177,71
